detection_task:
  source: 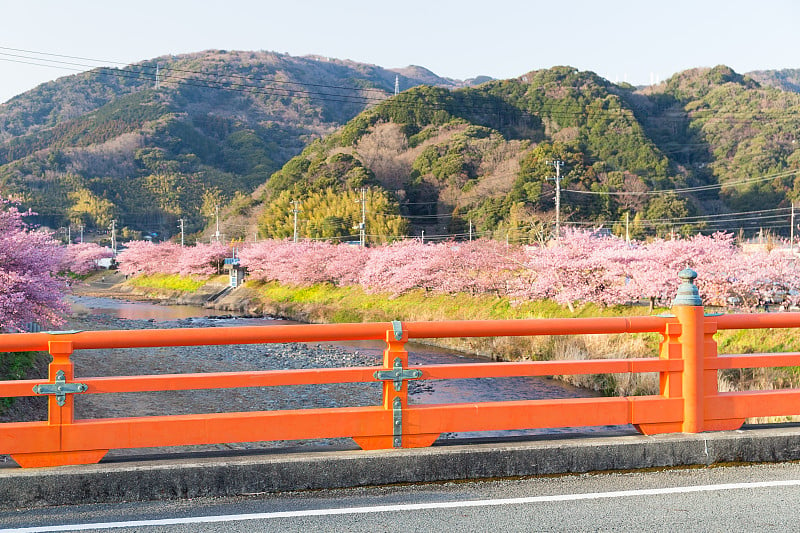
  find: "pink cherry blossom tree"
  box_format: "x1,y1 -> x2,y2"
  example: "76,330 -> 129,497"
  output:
176,241 -> 230,276
358,240 -> 437,295
520,229 -> 635,310
235,239 -> 285,283
239,240 -> 368,286
115,232 -> 800,314
116,241 -> 182,276
60,242 -> 114,276
0,204 -> 69,330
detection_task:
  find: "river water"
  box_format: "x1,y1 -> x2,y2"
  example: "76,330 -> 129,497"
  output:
69,296 -> 635,440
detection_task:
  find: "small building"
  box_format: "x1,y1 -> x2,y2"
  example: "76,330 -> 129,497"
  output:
224,257 -> 246,288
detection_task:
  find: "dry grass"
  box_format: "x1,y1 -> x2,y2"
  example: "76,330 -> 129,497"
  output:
546,333 -> 660,396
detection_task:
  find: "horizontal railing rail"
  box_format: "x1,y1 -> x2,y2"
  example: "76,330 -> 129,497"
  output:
0,316 -> 673,353
3,268 -> 800,468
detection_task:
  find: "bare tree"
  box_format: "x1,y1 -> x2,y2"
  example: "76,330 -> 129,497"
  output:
356,122 -> 410,189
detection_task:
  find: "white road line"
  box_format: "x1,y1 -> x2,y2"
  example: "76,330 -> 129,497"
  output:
5,479 -> 800,532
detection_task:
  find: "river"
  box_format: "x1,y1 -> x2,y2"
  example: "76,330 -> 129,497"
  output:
69,295 -> 635,442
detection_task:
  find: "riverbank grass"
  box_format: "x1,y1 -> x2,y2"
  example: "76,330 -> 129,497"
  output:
128,273 -> 219,292
251,280 -> 640,322
247,281 -> 663,372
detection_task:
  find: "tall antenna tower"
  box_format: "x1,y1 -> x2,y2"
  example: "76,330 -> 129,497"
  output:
394,75 -> 399,96
155,63 -> 160,90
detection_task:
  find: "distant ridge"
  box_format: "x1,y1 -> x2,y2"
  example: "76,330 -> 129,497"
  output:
746,68 -> 800,93
388,65 -> 492,88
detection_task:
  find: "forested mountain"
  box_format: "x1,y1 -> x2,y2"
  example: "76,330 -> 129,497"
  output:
1,52 -> 799,244
641,67 -> 800,214
251,65 -> 800,243
0,50 -> 482,237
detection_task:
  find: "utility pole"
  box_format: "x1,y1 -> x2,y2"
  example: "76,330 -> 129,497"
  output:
792,204 -> 796,254
546,160 -> 565,240
469,219 -> 473,241
110,220 -> 117,256
67,225 -> 71,244
155,62 -> 160,90
291,200 -> 301,243
178,218 -> 185,247
359,188 -> 367,247
625,212 -> 630,244
78,224 -> 84,244
421,230 -> 425,244
214,205 -> 220,243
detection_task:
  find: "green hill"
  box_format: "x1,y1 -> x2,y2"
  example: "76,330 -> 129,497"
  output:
250,65 -> 800,243
0,50 -> 478,237
644,66 -> 800,213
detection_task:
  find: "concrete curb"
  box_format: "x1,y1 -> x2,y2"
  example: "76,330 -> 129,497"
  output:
3,426 -> 800,509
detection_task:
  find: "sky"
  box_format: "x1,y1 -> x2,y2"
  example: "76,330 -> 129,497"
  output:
1,0 -> 799,104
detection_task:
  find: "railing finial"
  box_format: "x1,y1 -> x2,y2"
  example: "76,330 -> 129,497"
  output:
672,268 -> 702,307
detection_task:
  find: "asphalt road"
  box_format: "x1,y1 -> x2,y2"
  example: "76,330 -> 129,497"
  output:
2,462 -> 800,532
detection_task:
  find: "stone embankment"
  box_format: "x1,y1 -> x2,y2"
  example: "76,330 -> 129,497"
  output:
77,271 -> 234,308
79,271 -> 286,320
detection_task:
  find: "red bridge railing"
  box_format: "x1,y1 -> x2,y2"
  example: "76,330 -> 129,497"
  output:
2,269 -> 800,468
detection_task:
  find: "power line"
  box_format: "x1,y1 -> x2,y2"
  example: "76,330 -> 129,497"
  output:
562,169 -> 799,196
0,54 -> 391,108
561,207 -> 795,234
2,49 -> 512,117
0,50 -> 388,103
563,206 -> 790,225
0,52 -> 545,127
0,46 -> 393,94
6,47 -> 800,130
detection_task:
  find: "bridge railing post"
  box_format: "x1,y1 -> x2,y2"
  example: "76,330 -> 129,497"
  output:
636,269 -> 746,435
46,340 -> 76,427
636,269 -> 705,436
11,338 -> 107,468
354,321 -> 438,450
671,268 -> 705,433
668,268 -> 746,433
381,321 -> 410,449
